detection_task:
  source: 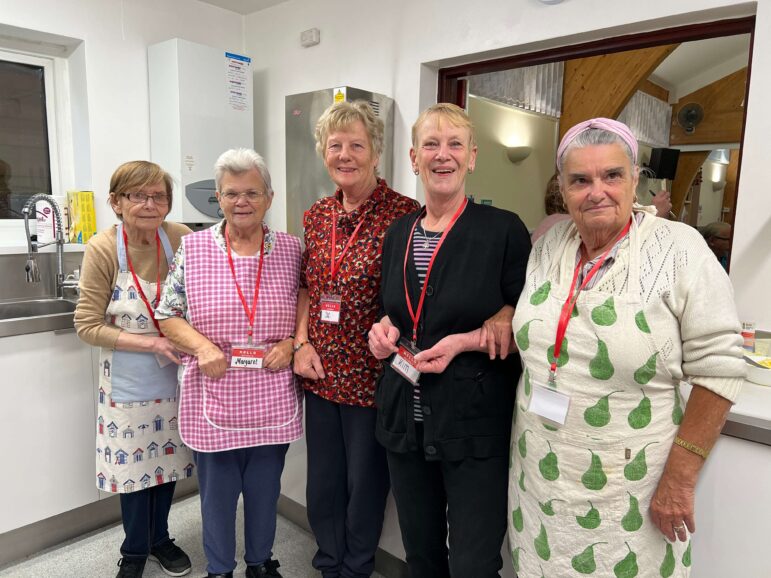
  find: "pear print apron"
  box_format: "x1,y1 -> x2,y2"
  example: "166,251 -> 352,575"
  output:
509,217 -> 690,578
95,225 -> 193,493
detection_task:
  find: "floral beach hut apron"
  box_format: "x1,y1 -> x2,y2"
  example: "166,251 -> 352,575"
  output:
95,225 -> 193,493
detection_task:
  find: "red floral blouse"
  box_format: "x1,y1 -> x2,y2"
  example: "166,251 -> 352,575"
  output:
301,179 -> 420,406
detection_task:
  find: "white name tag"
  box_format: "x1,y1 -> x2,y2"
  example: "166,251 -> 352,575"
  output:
528,381 -> 571,426
320,294 -> 342,324
391,339 -> 421,385
231,344 -> 266,369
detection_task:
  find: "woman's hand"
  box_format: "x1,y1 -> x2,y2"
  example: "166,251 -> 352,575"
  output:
651,190 -> 673,218
195,342 -> 228,379
264,338 -> 293,371
152,336 -> 182,365
479,304 -> 516,359
368,316 -> 400,360
650,466 -> 697,542
414,334 -> 461,373
293,342 -> 325,380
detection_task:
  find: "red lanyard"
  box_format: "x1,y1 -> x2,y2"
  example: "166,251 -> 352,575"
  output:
403,197 -> 468,345
549,219 -> 632,379
123,227 -> 163,336
225,223 -> 266,343
330,211 -> 367,282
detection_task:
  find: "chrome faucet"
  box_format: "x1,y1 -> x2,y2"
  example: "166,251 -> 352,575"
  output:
22,194 -> 79,298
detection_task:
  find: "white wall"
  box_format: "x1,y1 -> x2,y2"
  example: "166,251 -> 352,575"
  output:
0,0 -> 244,241
466,96 -> 558,229
244,0 -> 769,331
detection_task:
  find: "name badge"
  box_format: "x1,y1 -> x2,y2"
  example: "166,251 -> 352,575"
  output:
230,344 -> 267,369
390,338 -> 421,385
527,379 -> 571,426
320,293 -> 342,324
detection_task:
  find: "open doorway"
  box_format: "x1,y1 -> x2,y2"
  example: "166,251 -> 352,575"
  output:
438,16 -> 754,271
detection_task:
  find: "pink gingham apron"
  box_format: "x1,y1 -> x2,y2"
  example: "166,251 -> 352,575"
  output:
178,226 -> 303,452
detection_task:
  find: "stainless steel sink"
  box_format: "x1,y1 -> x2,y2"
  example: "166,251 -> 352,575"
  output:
0,298 -> 78,338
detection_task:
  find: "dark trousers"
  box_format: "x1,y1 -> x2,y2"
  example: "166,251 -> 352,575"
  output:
194,444 -> 289,575
119,481 -> 176,560
305,391 -> 390,578
387,442 -> 509,578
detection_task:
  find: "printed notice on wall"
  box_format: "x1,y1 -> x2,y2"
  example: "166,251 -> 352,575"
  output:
225,52 -> 251,111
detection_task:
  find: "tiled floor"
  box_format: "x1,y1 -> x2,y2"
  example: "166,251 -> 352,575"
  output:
0,494 -> 385,578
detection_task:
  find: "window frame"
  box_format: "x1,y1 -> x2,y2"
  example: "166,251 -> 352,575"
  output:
0,46 -> 74,226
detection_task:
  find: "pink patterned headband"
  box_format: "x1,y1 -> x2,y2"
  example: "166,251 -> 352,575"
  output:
556,118 -> 638,167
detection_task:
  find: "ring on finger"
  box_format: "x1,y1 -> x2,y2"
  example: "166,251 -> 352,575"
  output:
673,524 -> 686,531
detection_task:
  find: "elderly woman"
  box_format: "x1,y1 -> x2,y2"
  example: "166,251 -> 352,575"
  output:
368,103 -> 531,577
74,161 -> 193,578
507,118 -> 745,577
156,149 -> 301,578
702,221 -> 732,270
293,100 -> 419,578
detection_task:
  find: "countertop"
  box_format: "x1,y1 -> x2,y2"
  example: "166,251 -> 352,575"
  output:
0,244 -> 86,255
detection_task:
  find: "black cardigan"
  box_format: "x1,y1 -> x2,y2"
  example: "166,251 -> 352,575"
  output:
375,201 -> 531,461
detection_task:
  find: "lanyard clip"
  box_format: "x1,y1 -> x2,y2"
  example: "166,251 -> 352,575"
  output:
547,369 -> 557,387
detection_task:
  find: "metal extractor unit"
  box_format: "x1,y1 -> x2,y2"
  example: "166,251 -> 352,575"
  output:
285,87 -> 394,238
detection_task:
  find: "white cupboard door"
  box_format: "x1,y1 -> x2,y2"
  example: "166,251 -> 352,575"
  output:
0,330 -> 99,534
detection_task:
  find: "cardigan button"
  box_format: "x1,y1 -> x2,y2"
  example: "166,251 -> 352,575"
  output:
426,285 -> 434,296
422,405 -> 432,416
425,445 -> 437,456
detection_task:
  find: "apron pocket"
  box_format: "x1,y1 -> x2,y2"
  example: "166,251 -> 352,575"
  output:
202,368 -> 299,430
517,427 -> 628,525
110,350 -> 179,403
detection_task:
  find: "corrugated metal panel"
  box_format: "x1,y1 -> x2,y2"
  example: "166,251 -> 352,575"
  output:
617,91 -> 671,148
467,62 -> 564,118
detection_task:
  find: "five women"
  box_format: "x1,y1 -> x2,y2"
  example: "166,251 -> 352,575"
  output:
78,106 -> 742,578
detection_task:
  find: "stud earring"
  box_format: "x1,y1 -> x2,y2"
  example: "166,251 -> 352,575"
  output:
413,169 -> 419,176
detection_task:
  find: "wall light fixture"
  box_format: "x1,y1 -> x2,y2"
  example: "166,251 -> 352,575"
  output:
506,146 -> 532,164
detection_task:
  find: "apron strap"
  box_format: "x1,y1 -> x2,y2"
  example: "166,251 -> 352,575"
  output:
116,224 -> 175,271
157,226 -> 175,267
116,223 -> 128,273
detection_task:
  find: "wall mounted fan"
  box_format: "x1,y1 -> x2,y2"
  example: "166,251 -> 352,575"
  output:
676,103 -> 704,134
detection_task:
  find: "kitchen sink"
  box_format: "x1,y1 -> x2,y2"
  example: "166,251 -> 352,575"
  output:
0,298 -> 78,338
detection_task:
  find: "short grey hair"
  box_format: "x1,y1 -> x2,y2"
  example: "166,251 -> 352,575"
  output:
214,148 -> 274,196
557,129 -> 636,175
701,221 -> 731,241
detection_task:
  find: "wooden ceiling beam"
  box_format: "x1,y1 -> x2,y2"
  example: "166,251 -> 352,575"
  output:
560,44 -> 678,139
639,79 -> 670,102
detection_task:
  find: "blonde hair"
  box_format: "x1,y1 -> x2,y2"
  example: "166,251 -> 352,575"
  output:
109,160 -> 173,219
411,103 -> 476,148
314,100 -> 384,162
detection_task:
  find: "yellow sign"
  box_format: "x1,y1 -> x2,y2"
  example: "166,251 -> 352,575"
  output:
333,87 -> 346,103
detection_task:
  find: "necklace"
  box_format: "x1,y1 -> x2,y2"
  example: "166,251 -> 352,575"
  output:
416,226 -> 442,249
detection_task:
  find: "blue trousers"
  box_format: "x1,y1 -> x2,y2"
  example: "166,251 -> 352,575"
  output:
194,444 -> 289,574
119,482 -> 176,560
305,391 -> 390,578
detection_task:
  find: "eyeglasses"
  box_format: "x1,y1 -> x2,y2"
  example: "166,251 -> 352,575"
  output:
220,190 -> 270,203
123,192 -> 170,205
